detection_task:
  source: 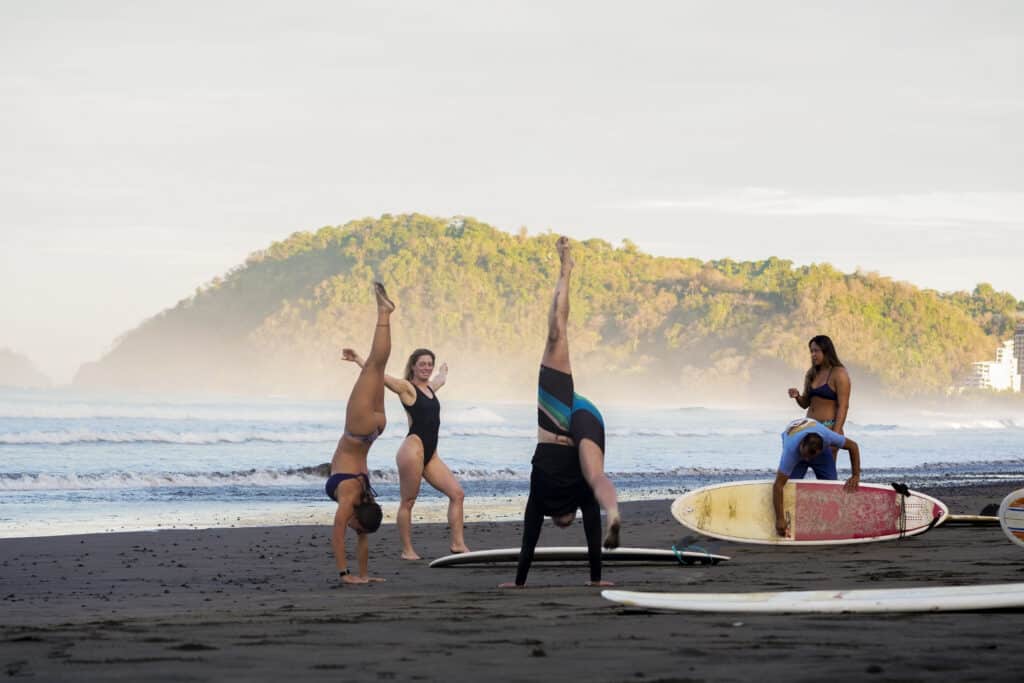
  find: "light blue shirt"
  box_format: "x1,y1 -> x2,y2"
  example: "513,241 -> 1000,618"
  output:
777,418 -> 846,476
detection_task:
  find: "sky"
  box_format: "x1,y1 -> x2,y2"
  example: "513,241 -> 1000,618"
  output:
2,1 -> 1022,383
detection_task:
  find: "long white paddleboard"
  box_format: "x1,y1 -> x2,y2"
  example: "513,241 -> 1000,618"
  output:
602,583 -> 1024,614
429,546 -> 730,568
999,488 -> 1024,548
672,480 -> 947,545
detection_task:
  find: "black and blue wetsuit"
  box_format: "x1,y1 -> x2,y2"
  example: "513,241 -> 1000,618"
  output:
515,365 -> 606,586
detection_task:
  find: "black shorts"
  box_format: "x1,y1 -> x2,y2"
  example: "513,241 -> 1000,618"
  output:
530,443 -> 594,517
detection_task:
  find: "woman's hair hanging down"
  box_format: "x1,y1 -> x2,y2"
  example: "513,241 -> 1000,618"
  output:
804,335 -> 844,395
404,348 -> 435,381
354,499 -> 383,533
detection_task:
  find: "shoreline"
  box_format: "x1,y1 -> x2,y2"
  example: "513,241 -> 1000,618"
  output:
2,476 -> 1015,540
2,480 -> 1023,681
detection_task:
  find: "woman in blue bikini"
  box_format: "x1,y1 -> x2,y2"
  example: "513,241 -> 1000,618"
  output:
787,335 -> 851,452
324,282 -> 394,585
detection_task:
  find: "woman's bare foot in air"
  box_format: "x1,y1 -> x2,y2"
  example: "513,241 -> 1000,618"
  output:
449,543 -> 470,554
400,548 -> 422,561
603,515 -> 621,550
373,282 -> 395,312
556,236 -> 574,275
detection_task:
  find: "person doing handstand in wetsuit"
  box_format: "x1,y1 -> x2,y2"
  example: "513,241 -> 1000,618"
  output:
325,282 -> 394,584
342,347 -> 469,559
500,236 -> 620,588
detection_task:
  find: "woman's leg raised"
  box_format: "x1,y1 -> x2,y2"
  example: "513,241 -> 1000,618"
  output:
344,283 -> 394,435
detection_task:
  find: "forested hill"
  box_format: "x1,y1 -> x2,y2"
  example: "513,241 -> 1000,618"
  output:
73,214 -> 1022,401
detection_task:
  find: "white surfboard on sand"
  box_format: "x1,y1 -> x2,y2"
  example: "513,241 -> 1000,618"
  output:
999,487 -> 1024,548
429,546 -> 730,568
672,480 -> 947,545
602,583 -> 1024,614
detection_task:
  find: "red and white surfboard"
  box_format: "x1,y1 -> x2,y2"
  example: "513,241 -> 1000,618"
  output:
672,480 -> 948,545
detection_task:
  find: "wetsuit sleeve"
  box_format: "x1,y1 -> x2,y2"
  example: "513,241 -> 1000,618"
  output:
580,497 -> 602,583
515,494 -> 544,586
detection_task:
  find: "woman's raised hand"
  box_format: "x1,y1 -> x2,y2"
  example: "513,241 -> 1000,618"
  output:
341,348 -> 364,365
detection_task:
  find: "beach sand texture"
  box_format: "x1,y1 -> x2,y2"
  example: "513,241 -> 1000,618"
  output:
1,482 -> 1022,681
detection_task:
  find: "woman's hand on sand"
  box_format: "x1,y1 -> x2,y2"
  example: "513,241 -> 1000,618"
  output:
586,580 -> 615,587
498,582 -> 525,589
787,387 -> 800,399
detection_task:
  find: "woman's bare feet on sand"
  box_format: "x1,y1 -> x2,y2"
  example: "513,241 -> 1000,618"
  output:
401,549 -> 422,561
373,282 -> 395,312
498,582 -> 525,589
342,574 -> 387,585
449,544 -> 470,554
586,580 -> 615,587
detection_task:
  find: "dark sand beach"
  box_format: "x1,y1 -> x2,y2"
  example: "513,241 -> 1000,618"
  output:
2,482 -> 1023,682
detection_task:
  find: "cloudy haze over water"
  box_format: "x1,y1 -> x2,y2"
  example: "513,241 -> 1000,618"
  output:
2,1 -> 1021,382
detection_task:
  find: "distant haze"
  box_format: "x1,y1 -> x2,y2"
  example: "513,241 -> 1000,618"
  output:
2,1 -> 1021,382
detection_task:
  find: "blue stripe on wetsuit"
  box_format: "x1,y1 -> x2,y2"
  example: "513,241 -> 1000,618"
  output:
538,386 -> 572,432
571,394 -> 603,425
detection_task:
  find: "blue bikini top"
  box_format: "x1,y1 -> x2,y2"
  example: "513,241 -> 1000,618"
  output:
808,368 -> 838,402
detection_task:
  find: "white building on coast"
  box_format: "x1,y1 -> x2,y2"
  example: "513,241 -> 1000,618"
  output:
966,338 -> 1021,392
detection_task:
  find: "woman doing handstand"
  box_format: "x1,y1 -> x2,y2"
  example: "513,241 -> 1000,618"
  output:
325,282 -> 394,585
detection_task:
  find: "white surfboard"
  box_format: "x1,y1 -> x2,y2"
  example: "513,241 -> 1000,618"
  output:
602,583 -> 1024,614
429,546 -> 730,568
999,487 -> 1024,548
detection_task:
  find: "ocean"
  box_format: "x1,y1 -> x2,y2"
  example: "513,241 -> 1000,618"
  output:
1,387 -> 1022,538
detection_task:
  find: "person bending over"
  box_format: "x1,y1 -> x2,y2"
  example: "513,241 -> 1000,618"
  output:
772,417 -> 861,537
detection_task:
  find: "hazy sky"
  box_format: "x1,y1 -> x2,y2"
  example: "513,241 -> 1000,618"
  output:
3,1 -> 1022,382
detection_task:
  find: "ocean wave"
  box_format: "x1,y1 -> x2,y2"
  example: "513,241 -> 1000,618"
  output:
444,407 -> 507,425
0,465 -> 530,491
0,401 -> 340,423
0,428 -> 369,446
3,456 -> 1022,492
0,469 -> 322,491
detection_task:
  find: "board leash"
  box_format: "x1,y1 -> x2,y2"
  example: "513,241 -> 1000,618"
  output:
891,482 -> 910,538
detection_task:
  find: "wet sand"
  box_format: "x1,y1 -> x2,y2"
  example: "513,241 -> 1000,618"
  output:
1,482 -> 1022,682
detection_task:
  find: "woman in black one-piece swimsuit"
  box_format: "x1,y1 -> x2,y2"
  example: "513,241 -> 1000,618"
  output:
342,347 -> 469,560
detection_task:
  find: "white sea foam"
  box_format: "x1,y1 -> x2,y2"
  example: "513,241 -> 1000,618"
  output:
0,400 -> 339,423
444,406 -> 507,424
0,427 -> 415,446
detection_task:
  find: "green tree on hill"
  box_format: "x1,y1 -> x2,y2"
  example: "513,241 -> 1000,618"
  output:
74,214 -> 1018,400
